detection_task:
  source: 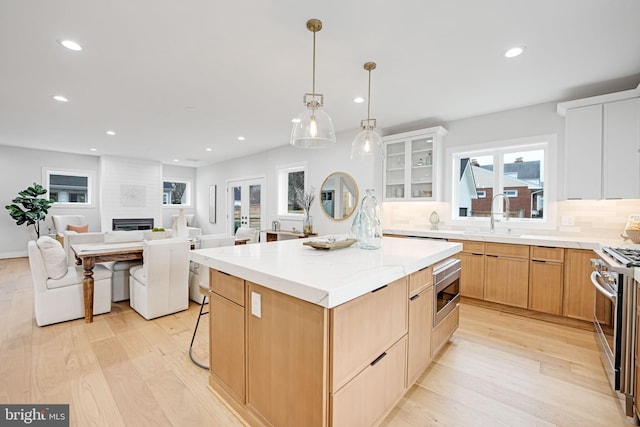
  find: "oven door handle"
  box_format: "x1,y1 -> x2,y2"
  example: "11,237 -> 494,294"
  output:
590,271 -> 616,303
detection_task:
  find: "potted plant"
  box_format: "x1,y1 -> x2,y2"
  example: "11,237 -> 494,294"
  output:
5,183 -> 54,238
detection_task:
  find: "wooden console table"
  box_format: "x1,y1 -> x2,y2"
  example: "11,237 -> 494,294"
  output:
264,230 -> 318,242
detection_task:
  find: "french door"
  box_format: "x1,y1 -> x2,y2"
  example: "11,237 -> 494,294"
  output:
227,177 -> 265,235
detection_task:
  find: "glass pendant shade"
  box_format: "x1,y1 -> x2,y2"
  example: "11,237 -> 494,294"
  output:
291,107 -> 336,148
351,128 -> 383,160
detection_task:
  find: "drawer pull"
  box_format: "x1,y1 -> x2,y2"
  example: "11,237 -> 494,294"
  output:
218,271 -> 232,277
486,254 -> 498,258
532,259 -> 545,263
370,352 -> 387,366
472,253 -> 483,256
371,285 -> 388,293
410,294 -> 420,301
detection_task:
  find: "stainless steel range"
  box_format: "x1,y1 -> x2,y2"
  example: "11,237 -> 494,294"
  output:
591,246 -> 638,420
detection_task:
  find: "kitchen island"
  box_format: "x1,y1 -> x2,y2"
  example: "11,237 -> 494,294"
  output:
189,236 -> 461,427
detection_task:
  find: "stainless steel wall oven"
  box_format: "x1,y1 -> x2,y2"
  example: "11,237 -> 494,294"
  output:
433,257 -> 461,326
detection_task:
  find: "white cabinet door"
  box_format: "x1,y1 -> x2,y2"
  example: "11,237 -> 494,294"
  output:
565,104 -> 602,199
603,98 -> 640,199
383,127 -> 447,201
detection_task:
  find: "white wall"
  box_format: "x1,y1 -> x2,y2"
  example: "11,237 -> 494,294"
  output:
195,128 -> 377,238
0,146 -> 102,257
0,147 -> 197,258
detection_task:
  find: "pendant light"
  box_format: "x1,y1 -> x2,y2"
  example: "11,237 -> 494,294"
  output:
351,62 -> 383,160
290,19 -> 336,149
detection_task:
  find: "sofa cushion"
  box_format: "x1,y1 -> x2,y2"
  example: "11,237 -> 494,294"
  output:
67,223 -> 89,233
36,236 -> 68,279
46,264 -> 112,290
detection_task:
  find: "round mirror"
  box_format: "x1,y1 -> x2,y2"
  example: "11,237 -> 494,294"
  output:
320,172 -> 359,221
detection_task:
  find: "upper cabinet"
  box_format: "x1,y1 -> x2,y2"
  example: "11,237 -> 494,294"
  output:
383,126 -> 447,201
558,85 -> 640,200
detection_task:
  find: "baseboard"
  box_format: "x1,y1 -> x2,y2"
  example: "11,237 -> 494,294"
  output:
0,251 -> 27,260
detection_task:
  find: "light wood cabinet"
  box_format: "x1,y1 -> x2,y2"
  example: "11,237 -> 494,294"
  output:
330,277 -> 408,392
432,305 -> 460,356
331,337 -> 407,427
450,239 -> 485,300
563,249 -> 596,321
484,243 -> 529,308
407,286 -> 433,386
246,281 -> 328,427
383,127 -> 447,201
209,292 -> 245,402
528,246 -> 564,315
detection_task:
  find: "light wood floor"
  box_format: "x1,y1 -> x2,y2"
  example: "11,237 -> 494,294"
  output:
0,257 -> 630,426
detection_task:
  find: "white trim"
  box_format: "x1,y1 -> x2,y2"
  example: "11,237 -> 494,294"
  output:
557,83 -> 640,116
275,161 -> 308,217
42,166 -> 95,208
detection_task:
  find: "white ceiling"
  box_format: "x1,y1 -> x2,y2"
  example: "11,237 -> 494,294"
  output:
1,0 -> 640,167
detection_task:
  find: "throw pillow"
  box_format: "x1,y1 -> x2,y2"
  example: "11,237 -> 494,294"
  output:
36,236 -> 69,279
67,224 -> 89,233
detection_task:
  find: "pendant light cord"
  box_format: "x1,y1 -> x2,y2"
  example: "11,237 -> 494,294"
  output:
312,30 -> 316,97
367,68 -> 372,122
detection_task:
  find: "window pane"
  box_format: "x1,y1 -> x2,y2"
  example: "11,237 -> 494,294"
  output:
458,156 -> 493,217
249,184 -> 261,229
233,185 -> 241,233
287,171 -> 304,214
49,174 -> 88,203
163,181 -> 189,205
502,149 -> 544,219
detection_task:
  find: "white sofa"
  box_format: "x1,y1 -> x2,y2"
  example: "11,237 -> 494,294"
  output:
63,230 -> 144,302
28,237 -> 112,326
129,238 -> 190,320
51,214 -> 86,244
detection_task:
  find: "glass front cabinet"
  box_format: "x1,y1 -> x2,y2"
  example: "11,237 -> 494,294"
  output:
383,126 -> 448,201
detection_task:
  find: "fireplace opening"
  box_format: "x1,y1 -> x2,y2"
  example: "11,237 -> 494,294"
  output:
112,218 -> 154,231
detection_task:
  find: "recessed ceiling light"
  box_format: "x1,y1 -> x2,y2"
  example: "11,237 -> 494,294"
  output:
353,97 -> 365,104
106,130 -> 116,136
238,136 -> 245,141
291,118 -> 301,123
89,148 -> 97,152
504,46 -> 525,58
52,95 -> 68,102
205,147 -> 212,152
59,40 -> 82,51
173,159 -> 180,162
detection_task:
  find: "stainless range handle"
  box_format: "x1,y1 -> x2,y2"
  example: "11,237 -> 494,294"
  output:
590,271 -> 616,303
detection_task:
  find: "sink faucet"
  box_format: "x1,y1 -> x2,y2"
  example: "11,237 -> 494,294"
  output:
490,193 -> 510,232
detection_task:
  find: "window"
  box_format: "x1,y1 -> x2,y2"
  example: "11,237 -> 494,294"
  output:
277,163 -> 307,216
452,136 -> 553,223
163,179 -> 191,206
44,168 -> 93,206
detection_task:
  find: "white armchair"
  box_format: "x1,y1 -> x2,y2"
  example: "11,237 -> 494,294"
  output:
129,238 -> 190,320
189,234 -> 236,302
28,237 -> 112,326
235,227 -> 259,243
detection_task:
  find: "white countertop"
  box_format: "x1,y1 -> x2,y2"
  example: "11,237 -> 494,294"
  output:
189,236 -> 461,309
384,228 -> 640,250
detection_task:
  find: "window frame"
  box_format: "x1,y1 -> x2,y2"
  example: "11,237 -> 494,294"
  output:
162,178 -> 192,207
447,134 -> 557,231
42,167 -> 94,208
276,162 -> 308,219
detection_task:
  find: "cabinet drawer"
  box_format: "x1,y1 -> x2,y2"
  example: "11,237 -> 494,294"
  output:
409,265 -> 433,296
485,242 -> 529,259
330,277 -> 408,392
530,246 -> 564,262
211,269 -> 245,306
450,239 -> 485,254
331,336 -> 407,427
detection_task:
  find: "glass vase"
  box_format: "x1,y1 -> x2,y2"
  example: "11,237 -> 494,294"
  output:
357,189 -> 382,249
303,214 -> 313,235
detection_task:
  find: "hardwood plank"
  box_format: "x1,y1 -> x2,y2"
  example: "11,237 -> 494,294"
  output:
0,256 -> 631,427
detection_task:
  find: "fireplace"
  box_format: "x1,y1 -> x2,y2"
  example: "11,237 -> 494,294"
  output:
112,218 -> 154,231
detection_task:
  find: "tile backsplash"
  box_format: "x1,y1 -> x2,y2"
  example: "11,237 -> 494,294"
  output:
382,199 -> 640,240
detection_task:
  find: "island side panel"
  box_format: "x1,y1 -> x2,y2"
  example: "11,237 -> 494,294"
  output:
246,281 -> 329,427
